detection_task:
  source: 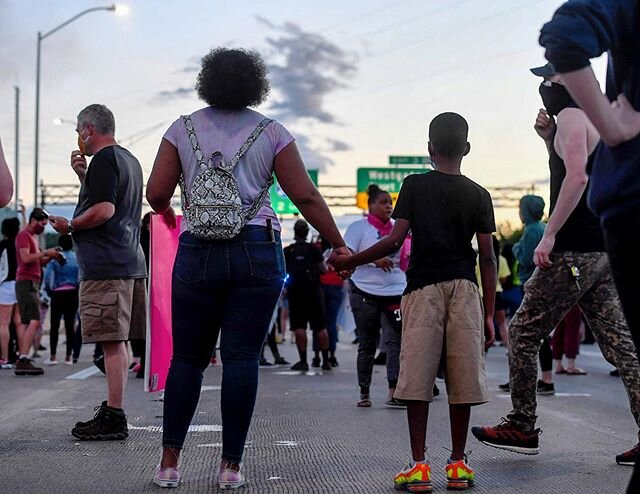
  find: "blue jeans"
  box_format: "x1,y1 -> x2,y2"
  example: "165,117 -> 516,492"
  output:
162,227 -> 285,462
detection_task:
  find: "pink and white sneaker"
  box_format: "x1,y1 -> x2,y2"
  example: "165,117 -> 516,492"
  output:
217,461 -> 245,490
153,465 -> 180,488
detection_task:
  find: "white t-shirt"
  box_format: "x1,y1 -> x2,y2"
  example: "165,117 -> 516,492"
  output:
163,106 -> 295,233
344,218 -> 406,297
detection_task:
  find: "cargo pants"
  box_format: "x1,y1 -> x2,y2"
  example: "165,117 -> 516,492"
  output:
507,252 -> 640,440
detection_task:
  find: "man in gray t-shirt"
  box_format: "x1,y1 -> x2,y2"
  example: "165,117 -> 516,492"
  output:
50,104 -> 146,442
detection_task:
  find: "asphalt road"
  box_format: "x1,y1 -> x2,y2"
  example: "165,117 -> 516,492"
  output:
0,337 -> 635,493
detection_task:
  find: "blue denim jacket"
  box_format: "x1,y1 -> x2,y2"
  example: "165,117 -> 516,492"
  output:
44,250 -> 79,292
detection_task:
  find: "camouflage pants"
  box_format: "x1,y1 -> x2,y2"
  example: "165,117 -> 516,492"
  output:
507,252 -> 640,439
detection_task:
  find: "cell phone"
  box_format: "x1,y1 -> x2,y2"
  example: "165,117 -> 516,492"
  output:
41,208 -> 53,218
55,246 -> 63,252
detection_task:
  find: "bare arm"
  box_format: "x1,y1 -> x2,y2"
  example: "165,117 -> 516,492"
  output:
148,139 -> 181,213
0,138 -> 13,208
274,142 -> 345,248
49,202 -> 115,235
477,233 -> 497,349
534,108 -> 599,268
335,219 -> 410,270
146,139 -> 181,229
561,67 -> 640,147
18,246 -> 59,264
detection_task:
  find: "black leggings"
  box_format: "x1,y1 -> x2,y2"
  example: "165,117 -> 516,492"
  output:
538,337 -> 552,372
49,289 -> 79,358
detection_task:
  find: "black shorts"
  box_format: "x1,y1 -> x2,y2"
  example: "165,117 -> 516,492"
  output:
287,284 -> 326,332
495,291 -> 505,312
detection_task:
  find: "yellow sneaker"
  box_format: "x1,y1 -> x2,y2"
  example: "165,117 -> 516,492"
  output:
394,460 -> 432,492
444,456 -> 475,490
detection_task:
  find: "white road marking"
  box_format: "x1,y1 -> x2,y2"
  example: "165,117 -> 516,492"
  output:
38,406 -> 84,412
497,393 -> 591,399
275,440 -> 298,447
201,385 -> 221,392
130,424 -> 222,433
65,366 -> 102,380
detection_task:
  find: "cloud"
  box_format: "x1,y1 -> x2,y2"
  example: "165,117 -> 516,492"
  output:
294,134 -> 333,170
261,20 -> 358,169
263,21 -> 358,124
327,139 -> 350,152
156,87 -> 194,100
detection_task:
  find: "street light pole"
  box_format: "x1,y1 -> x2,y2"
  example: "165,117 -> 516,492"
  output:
14,86 -> 19,212
33,4 -> 124,207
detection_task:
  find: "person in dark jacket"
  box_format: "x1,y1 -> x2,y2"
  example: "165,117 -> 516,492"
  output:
539,2 -> 640,490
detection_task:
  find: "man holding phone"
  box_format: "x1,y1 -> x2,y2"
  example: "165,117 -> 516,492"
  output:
49,104 -> 147,441
14,208 -> 61,376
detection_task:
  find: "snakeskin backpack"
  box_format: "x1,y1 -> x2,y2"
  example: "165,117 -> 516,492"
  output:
179,115 -> 274,240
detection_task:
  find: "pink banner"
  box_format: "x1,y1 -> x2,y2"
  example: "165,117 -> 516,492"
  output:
145,214 -> 182,392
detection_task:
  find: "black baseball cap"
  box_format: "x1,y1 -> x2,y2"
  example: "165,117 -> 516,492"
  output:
530,62 -> 556,77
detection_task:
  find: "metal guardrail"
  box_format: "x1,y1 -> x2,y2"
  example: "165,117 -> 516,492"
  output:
39,182 -> 539,211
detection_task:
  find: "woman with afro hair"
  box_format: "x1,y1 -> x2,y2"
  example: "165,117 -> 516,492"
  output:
147,48 -> 349,489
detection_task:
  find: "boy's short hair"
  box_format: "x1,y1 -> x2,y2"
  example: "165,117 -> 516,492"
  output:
428,112 -> 469,159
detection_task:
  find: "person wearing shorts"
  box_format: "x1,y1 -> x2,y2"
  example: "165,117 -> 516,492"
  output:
284,220 -> 331,372
50,104 -> 147,441
333,113 -> 497,491
0,217 -> 21,369
14,208 -> 61,376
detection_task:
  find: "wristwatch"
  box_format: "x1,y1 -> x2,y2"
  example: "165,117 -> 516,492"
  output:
68,219 -> 75,234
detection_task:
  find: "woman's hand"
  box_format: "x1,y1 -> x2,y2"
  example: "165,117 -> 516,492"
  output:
329,247 -> 355,278
373,257 -> 394,272
160,207 -> 177,229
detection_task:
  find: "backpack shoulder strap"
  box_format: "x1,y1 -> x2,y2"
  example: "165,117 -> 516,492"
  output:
181,115 -> 207,170
244,173 -> 274,221
226,118 -> 273,171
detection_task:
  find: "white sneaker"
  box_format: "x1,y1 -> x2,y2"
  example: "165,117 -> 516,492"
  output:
44,358 -> 58,365
64,358 -> 73,365
0,360 -> 12,369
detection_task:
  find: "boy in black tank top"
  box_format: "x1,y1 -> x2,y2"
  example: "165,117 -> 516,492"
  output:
472,64 -> 640,468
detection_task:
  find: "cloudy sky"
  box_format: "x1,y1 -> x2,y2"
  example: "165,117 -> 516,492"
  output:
0,0 -> 607,222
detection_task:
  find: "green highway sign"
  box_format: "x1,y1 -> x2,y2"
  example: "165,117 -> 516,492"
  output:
270,169 -> 318,215
356,167 -> 430,209
388,155 -> 430,165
